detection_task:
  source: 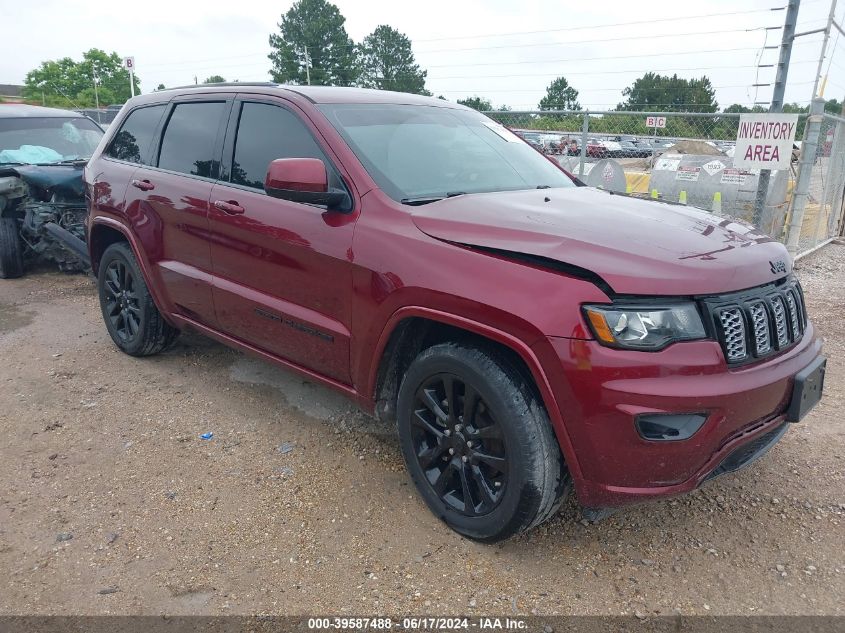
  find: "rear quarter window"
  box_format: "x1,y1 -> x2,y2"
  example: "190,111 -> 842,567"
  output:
105,105 -> 166,164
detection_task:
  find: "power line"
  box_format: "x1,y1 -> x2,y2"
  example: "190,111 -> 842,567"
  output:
405,60 -> 817,82
415,27 -> 783,54
432,81 -> 817,94
409,6 -> 789,42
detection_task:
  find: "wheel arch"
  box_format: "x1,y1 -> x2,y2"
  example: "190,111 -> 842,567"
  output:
88,217 -> 173,325
369,307 -> 583,480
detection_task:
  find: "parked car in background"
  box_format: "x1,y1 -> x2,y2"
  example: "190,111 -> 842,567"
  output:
599,139 -> 623,157
633,139 -> 655,154
651,139 -> 675,152
542,134 -> 566,155
586,138 -> 608,158
616,140 -> 649,158
84,84 -> 825,542
0,105 -> 104,278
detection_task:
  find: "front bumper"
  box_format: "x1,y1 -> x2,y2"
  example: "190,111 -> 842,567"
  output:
535,323 -> 823,508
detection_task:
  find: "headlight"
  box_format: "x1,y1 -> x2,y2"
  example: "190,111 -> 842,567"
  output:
583,303 -> 706,350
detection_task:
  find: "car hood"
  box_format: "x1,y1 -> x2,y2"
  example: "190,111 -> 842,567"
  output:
410,187 -> 791,296
0,163 -> 85,199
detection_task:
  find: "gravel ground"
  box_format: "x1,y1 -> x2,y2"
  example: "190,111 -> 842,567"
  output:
0,245 -> 843,617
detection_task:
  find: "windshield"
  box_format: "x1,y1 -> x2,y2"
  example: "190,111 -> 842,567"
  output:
319,104 -> 575,202
0,117 -> 103,165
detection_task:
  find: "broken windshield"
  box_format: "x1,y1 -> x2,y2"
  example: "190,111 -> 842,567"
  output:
0,117 -> 103,165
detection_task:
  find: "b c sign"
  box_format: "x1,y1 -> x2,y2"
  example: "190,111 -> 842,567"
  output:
734,113 -> 798,170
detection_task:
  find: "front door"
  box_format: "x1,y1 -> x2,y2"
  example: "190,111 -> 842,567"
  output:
207,98 -> 357,384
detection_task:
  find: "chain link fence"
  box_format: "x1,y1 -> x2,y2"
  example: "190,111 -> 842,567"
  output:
487,107 -> 845,258
802,112 -> 845,254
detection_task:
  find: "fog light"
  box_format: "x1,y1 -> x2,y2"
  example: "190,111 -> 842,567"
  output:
635,413 -> 708,441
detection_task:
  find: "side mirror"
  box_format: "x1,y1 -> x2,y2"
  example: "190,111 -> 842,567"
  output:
264,158 -> 350,211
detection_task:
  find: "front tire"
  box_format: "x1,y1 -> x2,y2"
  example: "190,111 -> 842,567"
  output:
397,342 -> 569,542
0,217 -> 24,279
97,242 -> 178,356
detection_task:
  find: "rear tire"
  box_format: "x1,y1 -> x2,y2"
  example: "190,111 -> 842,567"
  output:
0,217 -> 24,279
397,342 -> 569,542
97,242 -> 179,356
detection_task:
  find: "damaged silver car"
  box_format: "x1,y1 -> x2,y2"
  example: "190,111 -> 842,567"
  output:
0,105 -> 104,278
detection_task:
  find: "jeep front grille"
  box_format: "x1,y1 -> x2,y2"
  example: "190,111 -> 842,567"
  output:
718,308 -> 747,362
748,302 -> 771,355
709,280 -> 807,364
770,295 -> 789,347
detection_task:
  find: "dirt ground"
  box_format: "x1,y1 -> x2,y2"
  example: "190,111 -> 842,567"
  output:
0,245 -> 843,618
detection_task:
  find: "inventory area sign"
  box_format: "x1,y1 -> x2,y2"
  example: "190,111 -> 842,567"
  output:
734,113 -> 798,170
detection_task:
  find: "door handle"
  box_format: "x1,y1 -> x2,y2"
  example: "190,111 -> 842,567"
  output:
213,200 -> 245,215
131,179 -> 155,191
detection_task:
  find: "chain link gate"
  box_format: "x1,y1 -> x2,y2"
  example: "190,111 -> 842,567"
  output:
486,108 -> 845,257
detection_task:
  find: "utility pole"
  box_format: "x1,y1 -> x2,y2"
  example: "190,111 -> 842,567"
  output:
303,47 -> 311,85
811,0 -> 838,99
92,70 -> 101,124
753,0 -> 800,226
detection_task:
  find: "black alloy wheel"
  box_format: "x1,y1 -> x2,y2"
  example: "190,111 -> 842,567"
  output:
397,342 -> 569,542
97,242 -> 178,356
411,373 -> 508,516
102,258 -> 141,342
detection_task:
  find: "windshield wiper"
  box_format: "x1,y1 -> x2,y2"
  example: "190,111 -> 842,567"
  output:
32,158 -> 89,167
400,196 -> 444,206
400,191 -> 466,206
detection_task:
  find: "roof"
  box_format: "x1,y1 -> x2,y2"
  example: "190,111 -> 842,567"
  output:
0,104 -> 88,119
139,83 -> 465,109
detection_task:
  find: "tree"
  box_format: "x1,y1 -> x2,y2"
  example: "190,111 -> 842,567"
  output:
618,73 -> 717,112
457,96 -> 492,111
155,83 -> 166,91
203,75 -> 226,84
22,49 -> 140,108
268,0 -> 358,86
538,77 -> 580,111
359,25 -> 429,95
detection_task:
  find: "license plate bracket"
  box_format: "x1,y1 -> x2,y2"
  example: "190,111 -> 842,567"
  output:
786,356 -> 826,422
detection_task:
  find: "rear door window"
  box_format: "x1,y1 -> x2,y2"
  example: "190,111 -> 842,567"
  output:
230,102 -> 343,191
106,105 -> 166,164
157,102 -> 227,178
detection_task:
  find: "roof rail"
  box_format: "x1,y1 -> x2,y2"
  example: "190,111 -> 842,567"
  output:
155,82 -> 280,91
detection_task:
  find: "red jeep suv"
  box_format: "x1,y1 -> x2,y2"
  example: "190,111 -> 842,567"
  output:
84,85 -> 825,541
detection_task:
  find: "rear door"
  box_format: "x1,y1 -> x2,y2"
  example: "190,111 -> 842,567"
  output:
121,96 -> 231,326
90,104 -> 167,241
207,96 -> 357,383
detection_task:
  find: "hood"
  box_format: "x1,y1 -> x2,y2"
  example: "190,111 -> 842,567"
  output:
410,187 -> 791,296
0,164 -> 85,200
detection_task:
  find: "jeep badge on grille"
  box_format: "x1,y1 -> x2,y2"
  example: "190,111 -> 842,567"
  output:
770,260 -> 787,274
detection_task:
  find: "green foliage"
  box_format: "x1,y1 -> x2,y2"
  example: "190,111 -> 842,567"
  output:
155,83 -> 166,91
723,103 -> 767,114
538,77 -> 580,111
203,75 -> 226,84
457,96 -> 493,111
268,0 -> 359,86
22,48 -> 140,108
359,25 -> 429,95
618,73 -> 717,113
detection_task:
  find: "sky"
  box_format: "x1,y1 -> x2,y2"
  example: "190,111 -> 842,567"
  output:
2,0 -> 843,110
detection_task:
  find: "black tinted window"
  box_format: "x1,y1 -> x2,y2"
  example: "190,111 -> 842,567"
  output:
158,102 -> 225,178
106,105 -> 165,164
231,103 -> 332,189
